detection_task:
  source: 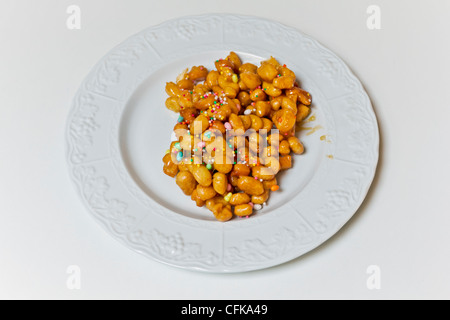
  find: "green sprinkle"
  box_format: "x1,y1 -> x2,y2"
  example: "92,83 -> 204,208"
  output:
206,163 -> 212,170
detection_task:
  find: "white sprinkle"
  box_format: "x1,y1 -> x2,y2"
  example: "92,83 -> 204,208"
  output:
260,179 -> 263,182
254,204 -> 263,211
244,109 -> 252,115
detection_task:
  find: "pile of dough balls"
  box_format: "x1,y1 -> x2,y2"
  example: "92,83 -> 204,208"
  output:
162,52 -> 312,221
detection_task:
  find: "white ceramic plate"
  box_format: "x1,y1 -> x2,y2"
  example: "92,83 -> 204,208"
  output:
66,14 -> 379,272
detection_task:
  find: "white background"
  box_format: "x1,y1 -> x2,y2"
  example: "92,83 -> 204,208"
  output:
1,0 -> 449,300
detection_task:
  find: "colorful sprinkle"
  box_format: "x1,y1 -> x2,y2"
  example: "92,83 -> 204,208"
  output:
176,152 -> 183,162
248,202 -> 254,208
198,141 -> 206,148
174,142 -> 181,150
177,116 -> 184,123
232,74 -> 238,83
206,163 -> 212,170
224,122 -> 232,130
204,131 -> 212,139
271,185 -> 280,191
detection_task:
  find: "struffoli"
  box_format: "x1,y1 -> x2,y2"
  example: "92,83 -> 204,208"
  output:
162,52 -> 312,221
176,171 -> 197,196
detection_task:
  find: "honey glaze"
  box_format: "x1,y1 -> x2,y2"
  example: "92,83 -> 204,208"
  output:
297,125 -> 323,136
305,114 -> 316,122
